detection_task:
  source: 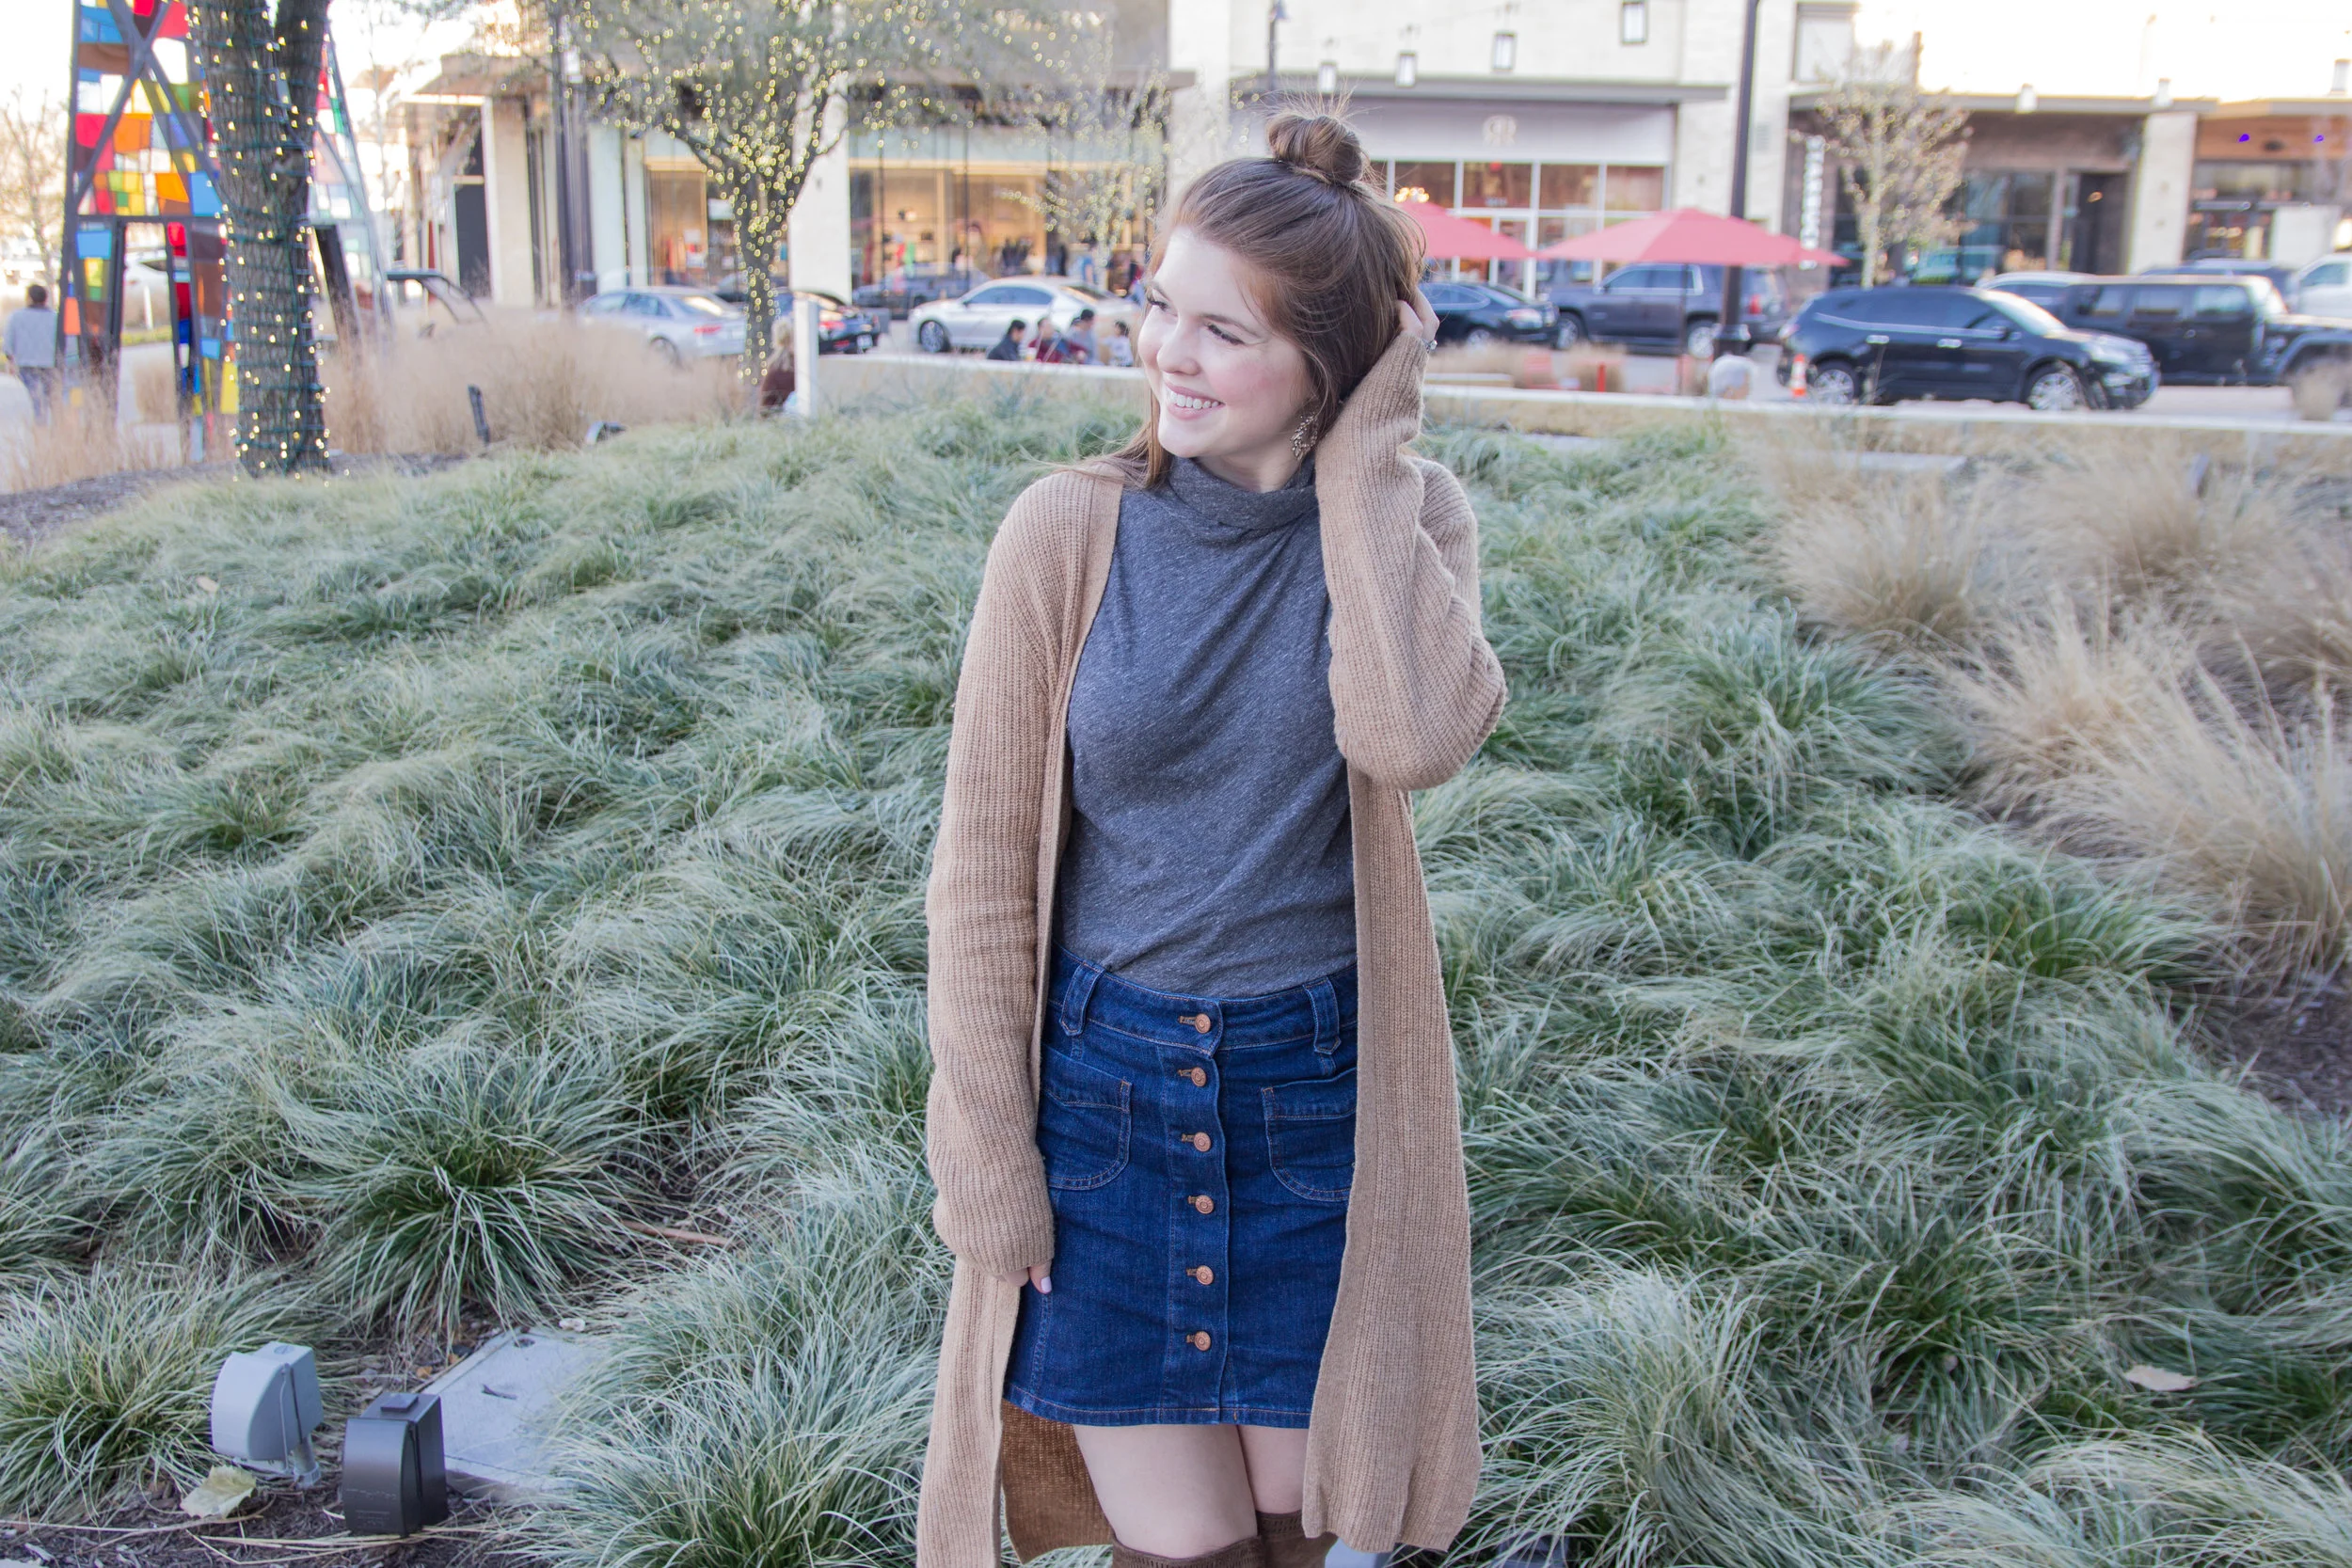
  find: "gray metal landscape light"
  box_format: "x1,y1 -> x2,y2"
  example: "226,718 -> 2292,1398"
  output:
341,1390 -> 451,1536
210,1343 -> 326,1485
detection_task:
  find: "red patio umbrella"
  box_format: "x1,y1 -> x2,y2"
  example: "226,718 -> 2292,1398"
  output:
1399,198 -> 1534,262
1535,207 -> 1841,267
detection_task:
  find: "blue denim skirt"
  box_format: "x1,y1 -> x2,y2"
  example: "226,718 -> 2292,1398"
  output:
1003,942 -> 1359,1428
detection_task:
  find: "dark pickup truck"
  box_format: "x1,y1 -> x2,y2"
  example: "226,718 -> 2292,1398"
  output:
1547,262 -> 1791,356
1991,272 -> 2352,412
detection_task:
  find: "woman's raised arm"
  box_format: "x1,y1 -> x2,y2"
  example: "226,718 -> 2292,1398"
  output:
1312,309 -> 1507,790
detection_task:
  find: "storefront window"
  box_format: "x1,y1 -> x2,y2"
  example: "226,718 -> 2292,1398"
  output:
1462,162 -> 1533,209
1534,214 -> 1601,288
1920,169 -> 2053,280
647,166 -> 708,283
1541,165 -> 1598,208
1392,161 -> 1458,205
1602,166 -> 1665,212
850,166 -> 1061,288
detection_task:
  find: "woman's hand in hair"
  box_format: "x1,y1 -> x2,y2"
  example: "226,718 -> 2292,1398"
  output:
1399,291 -> 1439,351
1001,1263 -> 1052,1293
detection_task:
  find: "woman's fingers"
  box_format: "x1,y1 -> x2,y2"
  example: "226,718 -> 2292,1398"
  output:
1001,1264 -> 1053,1292
1399,293 -> 1439,345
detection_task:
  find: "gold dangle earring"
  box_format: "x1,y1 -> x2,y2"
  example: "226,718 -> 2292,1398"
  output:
1290,411 -> 1319,459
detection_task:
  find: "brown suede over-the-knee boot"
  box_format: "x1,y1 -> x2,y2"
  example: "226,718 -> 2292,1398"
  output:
1254,1509 -> 1339,1568
1110,1530 -> 1269,1568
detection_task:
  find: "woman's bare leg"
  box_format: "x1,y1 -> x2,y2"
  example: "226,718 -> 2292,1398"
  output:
1072,1424 -> 1260,1558
1234,1425 -> 1310,1513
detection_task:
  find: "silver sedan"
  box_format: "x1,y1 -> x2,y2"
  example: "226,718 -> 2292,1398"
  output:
909,277 -> 1132,355
580,286 -> 750,363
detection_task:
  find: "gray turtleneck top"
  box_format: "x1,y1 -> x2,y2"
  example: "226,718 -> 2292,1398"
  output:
1050,454 -> 1356,996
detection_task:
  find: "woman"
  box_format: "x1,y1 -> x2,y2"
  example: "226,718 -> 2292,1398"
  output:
918,112 -> 1506,1568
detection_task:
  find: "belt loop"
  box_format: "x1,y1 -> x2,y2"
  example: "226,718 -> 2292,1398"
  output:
1308,974 -> 1339,1059
1059,954 -> 1104,1037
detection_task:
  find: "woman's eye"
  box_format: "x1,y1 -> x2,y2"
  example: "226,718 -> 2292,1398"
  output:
1208,325 -> 1241,345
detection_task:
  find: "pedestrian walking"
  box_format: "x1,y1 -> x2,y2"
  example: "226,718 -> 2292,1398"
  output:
988,319 -> 1030,361
1105,319 -> 1136,367
1064,309 -> 1100,365
5,284 -> 60,425
919,109 -> 1503,1568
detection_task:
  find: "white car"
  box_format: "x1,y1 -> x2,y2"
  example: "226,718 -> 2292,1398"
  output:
909,277 -> 1131,355
580,286 -> 749,363
2294,254 -> 2352,320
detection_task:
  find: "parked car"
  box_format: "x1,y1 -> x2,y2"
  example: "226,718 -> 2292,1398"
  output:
853,265 -> 980,317
2292,253 -> 2352,319
1993,273 -> 2351,388
2143,256 -> 2303,302
909,277 -> 1128,354
709,275 -> 884,352
1981,270 -> 2101,309
1548,262 -> 1791,356
580,286 -> 747,363
709,275 -> 883,353
1777,285 -> 2157,411
1422,279 -> 1556,347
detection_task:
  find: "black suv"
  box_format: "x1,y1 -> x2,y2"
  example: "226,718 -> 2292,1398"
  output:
1988,273 -> 2351,388
1777,285 -> 2157,410
1548,262 -> 1791,356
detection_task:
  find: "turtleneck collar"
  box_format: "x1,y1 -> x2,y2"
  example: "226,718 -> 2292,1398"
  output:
1156,453 -> 1319,539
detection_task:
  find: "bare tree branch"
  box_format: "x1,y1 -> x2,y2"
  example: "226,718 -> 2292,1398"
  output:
1818,42 -> 1970,288
570,0 -> 1081,386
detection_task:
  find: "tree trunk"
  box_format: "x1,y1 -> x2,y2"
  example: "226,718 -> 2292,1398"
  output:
729,172 -> 783,389
189,0 -> 331,475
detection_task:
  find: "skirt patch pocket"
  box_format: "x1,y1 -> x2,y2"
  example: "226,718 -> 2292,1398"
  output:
1263,1068 -> 1357,1203
1038,1047 -> 1131,1191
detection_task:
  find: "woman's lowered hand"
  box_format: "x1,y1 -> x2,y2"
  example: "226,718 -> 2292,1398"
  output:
1001,1263 -> 1052,1292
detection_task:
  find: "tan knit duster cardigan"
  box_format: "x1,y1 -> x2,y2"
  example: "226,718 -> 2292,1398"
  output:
917,328 -> 1507,1567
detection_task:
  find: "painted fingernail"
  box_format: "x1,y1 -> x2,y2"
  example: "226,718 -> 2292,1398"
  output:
1039,1275 -> 1052,1293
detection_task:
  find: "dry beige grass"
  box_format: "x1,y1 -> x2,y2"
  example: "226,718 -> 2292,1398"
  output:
1764,449 -> 2004,648
1935,594 -> 2199,815
1763,422 -> 2352,977
2201,530 -> 2352,699
2029,445 -> 2301,609
0,389 -> 179,493
325,311 -> 748,455
2038,674 -> 2352,976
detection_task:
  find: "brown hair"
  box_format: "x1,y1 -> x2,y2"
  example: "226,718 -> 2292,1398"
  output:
1091,110 -> 1424,488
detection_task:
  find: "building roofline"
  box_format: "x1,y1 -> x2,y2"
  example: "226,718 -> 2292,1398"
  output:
1788,87 -> 2220,116
1257,71 -> 1726,106
2207,97 -> 2352,118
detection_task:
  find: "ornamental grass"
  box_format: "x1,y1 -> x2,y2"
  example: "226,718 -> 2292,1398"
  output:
0,396 -> 2342,1567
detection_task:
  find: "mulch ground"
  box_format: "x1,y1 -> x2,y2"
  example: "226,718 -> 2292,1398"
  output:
0,456 -> 469,550
2199,975 -> 2352,1120
2,1309 -> 551,1568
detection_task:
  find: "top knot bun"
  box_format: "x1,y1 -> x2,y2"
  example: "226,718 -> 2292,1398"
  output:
1264,111 -> 1370,187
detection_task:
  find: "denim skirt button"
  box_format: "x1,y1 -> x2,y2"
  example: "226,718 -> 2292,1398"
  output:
1004,942 -> 1358,1429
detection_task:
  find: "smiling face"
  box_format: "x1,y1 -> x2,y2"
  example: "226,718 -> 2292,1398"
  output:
1136,229 -> 1317,493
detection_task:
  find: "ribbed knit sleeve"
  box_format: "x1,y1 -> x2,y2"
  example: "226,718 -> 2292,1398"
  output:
1313,330 -> 1508,790
923,493 -> 1061,1278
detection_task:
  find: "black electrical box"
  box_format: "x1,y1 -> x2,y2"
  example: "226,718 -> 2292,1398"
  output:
340,1390 -> 449,1536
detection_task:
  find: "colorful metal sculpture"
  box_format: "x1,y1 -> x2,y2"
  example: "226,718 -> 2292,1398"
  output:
59,0 -> 384,446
